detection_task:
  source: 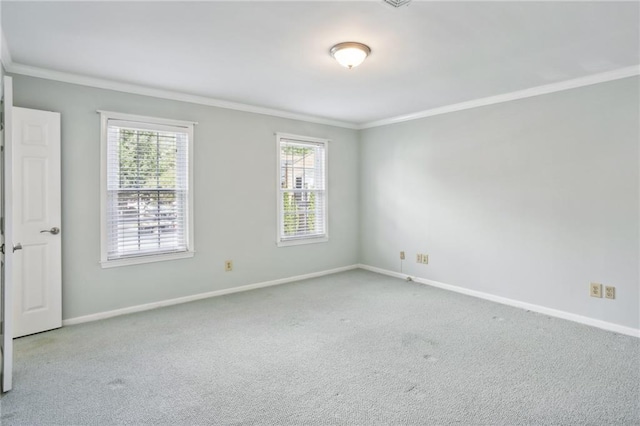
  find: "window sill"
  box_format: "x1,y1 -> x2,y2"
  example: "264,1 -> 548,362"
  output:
100,251 -> 195,268
277,236 -> 328,247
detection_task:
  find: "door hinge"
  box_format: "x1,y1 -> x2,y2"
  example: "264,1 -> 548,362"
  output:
0,244 -> 4,254
0,111 -> 3,131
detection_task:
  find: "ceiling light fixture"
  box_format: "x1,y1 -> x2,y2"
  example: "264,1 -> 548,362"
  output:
330,42 -> 371,69
382,0 -> 412,8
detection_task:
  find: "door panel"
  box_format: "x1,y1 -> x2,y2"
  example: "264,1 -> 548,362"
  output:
23,157 -> 48,222
12,107 -> 61,338
22,244 -> 47,312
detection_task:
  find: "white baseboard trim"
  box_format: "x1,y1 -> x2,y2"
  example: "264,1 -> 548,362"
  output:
358,264 -> 640,338
62,264 -> 359,326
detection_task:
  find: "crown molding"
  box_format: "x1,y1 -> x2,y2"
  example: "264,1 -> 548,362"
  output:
359,65 -> 640,129
5,60 -> 638,131
4,61 -> 359,130
1,30 -> 12,69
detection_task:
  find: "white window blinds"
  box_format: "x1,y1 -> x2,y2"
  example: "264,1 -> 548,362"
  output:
103,116 -> 192,262
277,134 -> 328,245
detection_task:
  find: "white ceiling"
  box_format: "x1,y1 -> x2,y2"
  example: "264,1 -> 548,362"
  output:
2,1 -> 639,126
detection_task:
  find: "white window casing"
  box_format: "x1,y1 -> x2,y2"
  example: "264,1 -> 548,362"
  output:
99,111 -> 195,267
276,132 -> 328,247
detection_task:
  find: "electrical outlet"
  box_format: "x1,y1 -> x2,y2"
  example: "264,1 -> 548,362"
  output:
605,286 -> 615,300
590,283 -> 602,298
400,251 -> 405,260
225,260 -> 233,272
422,254 -> 429,264
416,254 -> 422,263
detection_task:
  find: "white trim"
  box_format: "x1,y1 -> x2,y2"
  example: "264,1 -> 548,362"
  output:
1,76 -> 15,392
5,61 -> 638,130
277,236 -> 329,247
358,264 -> 640,338
60,263 -> 640,337
5,62 -> 358,130
99,112 -> 109,264
100,251 -> 195,269
359,65 -> 640,129
62,264 -> 359,326
99,111 -> 195,267
0,31 -> 12,68
358,264 -> 408,280
277,132 -> 330,145
276,133 -> 329,247
96,110 -> 198,128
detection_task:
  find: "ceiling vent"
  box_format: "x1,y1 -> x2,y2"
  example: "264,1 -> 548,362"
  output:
382,0 -> 412,8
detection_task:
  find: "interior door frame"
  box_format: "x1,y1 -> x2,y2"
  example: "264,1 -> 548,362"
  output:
1,75 -> 14,392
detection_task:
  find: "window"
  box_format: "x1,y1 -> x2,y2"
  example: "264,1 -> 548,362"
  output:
100,111 -> 195,267
277,133 -> 328,246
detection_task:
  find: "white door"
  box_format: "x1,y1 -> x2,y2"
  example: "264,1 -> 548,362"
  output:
11,107 -> 61,338
2,76 -> 15,392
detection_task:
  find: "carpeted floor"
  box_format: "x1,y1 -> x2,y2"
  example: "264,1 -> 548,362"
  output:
1,269 -> 639,425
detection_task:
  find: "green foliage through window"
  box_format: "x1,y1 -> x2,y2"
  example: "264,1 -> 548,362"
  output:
282,191 -> 316,236
118,129 -> 177,189
278,135 -> 326,243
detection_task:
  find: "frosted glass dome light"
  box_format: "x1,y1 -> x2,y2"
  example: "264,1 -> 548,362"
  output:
330,42 -> 371,69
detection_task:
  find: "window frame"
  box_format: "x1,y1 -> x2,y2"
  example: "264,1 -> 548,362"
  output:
276,132 -> 329,247
99,110 -> 195,268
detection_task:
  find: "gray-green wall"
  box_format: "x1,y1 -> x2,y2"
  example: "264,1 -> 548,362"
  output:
11,74 -> 360,320
11,73 -> 640,331
359,77 -> 640,329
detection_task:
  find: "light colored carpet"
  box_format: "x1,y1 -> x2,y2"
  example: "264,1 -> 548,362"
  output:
1,269 -> 638,425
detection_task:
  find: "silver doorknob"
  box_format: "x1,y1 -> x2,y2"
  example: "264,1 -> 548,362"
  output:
13,243 -> 22,252
40,227 -> 60,235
